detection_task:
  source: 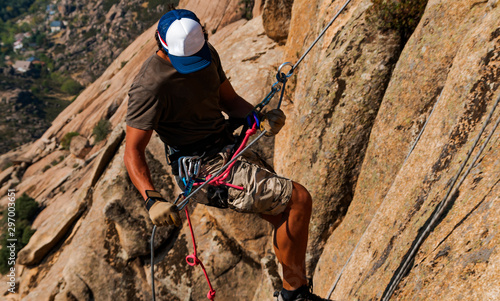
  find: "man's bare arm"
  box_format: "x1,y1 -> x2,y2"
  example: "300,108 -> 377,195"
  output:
219,79 -> 254,118
124,125 -> 155,200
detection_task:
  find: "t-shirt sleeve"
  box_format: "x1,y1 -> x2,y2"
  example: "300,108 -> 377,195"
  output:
209,43 -> 227,84
126,83 -> 162,131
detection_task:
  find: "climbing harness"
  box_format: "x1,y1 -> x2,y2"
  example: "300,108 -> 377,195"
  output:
174,130 -> 267,212
327,91 -> 500,300
150,0 -> 354,299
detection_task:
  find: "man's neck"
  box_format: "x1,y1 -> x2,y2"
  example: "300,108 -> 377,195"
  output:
156,50 -> 171,63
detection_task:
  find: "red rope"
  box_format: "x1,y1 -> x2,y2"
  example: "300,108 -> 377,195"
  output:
182,119 -> 259,301
207,123 -> 257,188
185,207 -> 216,300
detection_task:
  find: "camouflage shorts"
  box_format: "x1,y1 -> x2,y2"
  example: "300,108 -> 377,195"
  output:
176,147 -> 293,215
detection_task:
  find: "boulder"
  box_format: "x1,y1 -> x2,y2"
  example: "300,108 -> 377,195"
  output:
17,187 -> 88,266
10,157 -> 31,165
0,165 -> 14,187
179,0 -> 246,34
262,0 -> 294,42
69,135 -> 90,159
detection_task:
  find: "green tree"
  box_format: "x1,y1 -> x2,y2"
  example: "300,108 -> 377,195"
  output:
61,78 -> 83,95
0,0 -> 37,22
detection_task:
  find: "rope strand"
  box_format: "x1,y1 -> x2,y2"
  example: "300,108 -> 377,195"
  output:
185,207 -> 216,300
292,0 -> 353,71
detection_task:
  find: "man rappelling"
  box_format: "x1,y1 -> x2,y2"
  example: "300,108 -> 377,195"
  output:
124,9 -> 328,301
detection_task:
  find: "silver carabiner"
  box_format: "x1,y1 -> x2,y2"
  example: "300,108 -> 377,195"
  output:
173,193 -> 183,205
178,157 -> 186,179
178,155 -> 202,180
188,160 -> 194,177
277,62 -> 294,82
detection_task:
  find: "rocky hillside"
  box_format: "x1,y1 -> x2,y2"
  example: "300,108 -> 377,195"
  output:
0,89 -> 54,155
51,0 -> 180,85
0,0 -> 499,300
0,0 -> 184,155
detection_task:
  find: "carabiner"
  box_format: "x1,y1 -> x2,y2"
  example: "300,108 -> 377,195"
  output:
276,62 -> 294,82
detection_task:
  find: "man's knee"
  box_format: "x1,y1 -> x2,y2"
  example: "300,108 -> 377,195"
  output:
290,182 -> 312,212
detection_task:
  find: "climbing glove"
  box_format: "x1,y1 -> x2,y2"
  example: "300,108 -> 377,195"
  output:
262,109 -> 286,136
145,190 -> 181,227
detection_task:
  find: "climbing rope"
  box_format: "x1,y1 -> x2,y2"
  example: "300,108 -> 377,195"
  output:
292,0 -> 353,73
255,0 -> 354,110
185,206 -> 216,301
151,225 -> 157,300
404,90 -> 443,162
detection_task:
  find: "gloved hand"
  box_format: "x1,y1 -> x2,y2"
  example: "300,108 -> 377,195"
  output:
261,109 -> 286,136
145,190 -> 181,227
149,201 -> 182,227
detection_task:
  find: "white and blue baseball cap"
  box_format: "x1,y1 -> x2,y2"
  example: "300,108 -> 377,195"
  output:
157,9 -> 211,74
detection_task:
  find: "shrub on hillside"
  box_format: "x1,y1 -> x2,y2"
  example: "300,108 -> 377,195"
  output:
93,119 -> 111,143
0,193 -> 39,274
61,78 -> 83,95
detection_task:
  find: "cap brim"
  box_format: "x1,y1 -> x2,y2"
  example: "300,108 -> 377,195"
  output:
168,42 -> 211,74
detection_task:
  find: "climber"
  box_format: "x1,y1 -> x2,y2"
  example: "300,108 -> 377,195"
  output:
123,9 -> 327,301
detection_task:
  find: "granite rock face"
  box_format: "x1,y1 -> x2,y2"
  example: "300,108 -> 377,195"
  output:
69,136 -> 90,159
179,0 -> 246,34
275,0 -> 402,270
312,1 -> 500,299
1,0 -> 499,300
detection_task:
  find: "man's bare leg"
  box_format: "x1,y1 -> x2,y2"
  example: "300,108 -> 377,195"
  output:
261,181 -> 312,290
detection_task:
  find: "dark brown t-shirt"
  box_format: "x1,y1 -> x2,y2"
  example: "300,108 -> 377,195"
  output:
126,44 -> 228,147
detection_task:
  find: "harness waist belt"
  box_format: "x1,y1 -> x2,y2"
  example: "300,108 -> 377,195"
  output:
167,130 -> 234,173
